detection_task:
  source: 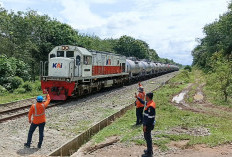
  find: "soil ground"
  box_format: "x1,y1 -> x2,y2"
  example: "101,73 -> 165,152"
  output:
75,142 -> 232,157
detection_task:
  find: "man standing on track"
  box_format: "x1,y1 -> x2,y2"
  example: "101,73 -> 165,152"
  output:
136,92 -> 156,157
24,94 -> 50,148
135,87 -> 145,125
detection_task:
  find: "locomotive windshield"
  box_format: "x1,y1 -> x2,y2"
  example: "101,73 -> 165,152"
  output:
66,51 -> 74,57
57,51 -> 64,57
50,54 -> 56,58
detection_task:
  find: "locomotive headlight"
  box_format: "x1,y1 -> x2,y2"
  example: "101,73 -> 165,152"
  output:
62,46 -> 65,50
65,46 -> 69,50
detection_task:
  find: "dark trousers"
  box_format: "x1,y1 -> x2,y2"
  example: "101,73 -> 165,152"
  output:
144,126 -> 153,154
26,122 -> 45,146
136,107 -> 144,124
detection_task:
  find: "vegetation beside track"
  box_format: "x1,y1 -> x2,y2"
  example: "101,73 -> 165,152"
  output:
90,70 -> 232,151
0,80 -> 43,104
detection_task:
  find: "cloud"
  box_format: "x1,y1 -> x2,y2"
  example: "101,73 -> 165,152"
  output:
59,0 -> 107,29
58,0 -> 228,65
1,0 -> 229,65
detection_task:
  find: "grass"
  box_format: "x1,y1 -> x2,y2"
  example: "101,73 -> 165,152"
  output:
0,80 -> 43,104
89,70 -> 232,151
193,69 -> 232,107
203,85 -> 232,107
0,90 -> 43,104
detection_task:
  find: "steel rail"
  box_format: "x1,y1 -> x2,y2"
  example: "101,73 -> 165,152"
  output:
0,101 -> 69,123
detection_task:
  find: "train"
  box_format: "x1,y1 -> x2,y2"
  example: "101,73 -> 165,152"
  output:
40,45 -> 179,100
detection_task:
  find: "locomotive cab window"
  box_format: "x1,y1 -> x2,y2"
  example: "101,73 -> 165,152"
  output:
84,56 -> 92,65
66,51 -> 74,58
76,55 -> 81,65
50,54 -> 56,58
57,51 -> 64,57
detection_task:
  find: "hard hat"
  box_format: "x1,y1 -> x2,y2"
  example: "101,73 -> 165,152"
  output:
36,96 -> 43,102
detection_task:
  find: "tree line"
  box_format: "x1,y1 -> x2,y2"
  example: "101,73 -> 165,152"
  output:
192,3 -> 232,102
0,5 -> 181,93
0,6 -> 180,69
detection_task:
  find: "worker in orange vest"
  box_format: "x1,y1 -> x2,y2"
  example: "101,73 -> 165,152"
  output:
135,87 -> 145,125
24,94 -> 50,148
138,82 -> 146,96
136,92 -> 156,157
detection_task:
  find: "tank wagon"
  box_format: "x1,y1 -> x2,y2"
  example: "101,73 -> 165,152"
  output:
40,45 -> 179,100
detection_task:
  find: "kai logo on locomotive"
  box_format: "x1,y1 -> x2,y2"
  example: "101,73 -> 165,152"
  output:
53,63 -> 63,68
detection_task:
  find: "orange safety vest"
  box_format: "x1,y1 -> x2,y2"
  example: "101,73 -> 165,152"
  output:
28,95 -> 50,124
145,100 -> 156,111
34,103 -> 45,117
136,92 -> 145,108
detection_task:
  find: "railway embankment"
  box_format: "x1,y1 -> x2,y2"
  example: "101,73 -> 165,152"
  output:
74,70 -> 232,157
0,72 -> 178,156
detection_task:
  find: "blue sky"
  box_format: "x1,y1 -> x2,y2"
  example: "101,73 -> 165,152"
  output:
0,0 -> 229,65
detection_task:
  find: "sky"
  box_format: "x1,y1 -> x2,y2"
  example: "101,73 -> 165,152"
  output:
0,0 -> 230,65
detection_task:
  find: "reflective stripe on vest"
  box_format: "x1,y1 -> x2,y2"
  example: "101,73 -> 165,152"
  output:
144,113 -> 155,119
33,104 -> 45,117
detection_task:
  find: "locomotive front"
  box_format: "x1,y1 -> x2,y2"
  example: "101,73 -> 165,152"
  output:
40,45 -> 92,100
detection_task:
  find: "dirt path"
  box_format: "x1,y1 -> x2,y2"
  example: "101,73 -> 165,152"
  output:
172,83 -> 232,119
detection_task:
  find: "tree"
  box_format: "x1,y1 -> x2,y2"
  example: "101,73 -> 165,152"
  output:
207,52 -> 232,102
113,35 -> 149,59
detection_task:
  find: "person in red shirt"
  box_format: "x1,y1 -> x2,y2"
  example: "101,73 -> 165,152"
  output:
24,94 -> 50,148
135,87 -> 145,125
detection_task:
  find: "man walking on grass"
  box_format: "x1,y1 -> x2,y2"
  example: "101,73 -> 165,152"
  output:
136,92 -> 156,157
24,94 -> 50,148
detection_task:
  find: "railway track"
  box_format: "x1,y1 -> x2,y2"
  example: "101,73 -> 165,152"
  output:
0,101 -> 68,123
0,72 -> 177,124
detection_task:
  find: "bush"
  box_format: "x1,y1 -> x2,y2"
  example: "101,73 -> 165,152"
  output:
14,87 -> 26,94
22,81 -> 33,92
11,76 -> 24,90
0,85 -> 7,93
0,76 -> 24,91
0,55 -> 31,82
2,82 -> 13,91
184,65 -> 192,72
34,80 -> 42,91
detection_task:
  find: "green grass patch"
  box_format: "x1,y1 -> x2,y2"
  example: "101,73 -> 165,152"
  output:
203,85 -> 232,107
90,70 -> 232,151
0,80 -> 43,104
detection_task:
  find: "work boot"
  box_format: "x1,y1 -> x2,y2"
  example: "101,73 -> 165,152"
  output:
142,150 -> 153,157
37,143 -> 42,149
144,149 -> 153,154
142,153 -> 153,157
24,143 -> 30,148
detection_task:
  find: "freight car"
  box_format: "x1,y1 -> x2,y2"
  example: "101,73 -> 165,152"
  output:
40,45 -> 179,100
